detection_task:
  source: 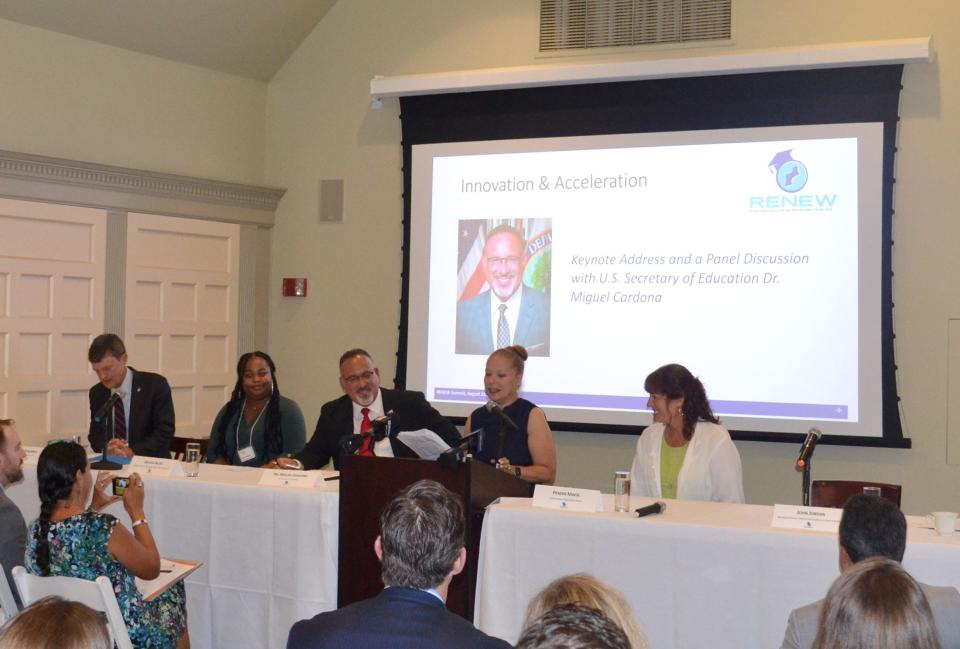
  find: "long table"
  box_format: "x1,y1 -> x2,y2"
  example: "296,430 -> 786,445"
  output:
7,458 -> 340,649
474,496 -> 960,648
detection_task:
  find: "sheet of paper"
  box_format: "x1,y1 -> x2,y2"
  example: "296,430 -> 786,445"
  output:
396,429 -> 451,460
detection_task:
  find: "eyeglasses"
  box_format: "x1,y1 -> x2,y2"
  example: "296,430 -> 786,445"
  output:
486,256 -> 522,267
342,370 -> 376,385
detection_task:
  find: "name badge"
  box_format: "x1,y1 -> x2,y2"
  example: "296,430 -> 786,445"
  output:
532,484 -> 603,512
258,470 -> 324,489
130,456 -> 183,477
237,445 -> 256,463
771,504 -> 841,531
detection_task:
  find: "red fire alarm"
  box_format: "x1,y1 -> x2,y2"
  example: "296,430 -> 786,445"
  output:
282,278 -> 308,297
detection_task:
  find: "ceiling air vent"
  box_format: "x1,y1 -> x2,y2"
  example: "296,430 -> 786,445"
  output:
540,0 -> 731,51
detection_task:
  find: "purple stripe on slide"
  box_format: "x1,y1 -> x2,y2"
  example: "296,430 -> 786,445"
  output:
432,387 -> 848,419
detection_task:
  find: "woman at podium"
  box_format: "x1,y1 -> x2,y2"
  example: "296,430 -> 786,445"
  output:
465,345 -> 556,484
207,351 -> 306,467
630,363 -> 744,503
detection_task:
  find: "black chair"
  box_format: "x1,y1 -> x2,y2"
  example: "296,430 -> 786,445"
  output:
810,480 -> 902,508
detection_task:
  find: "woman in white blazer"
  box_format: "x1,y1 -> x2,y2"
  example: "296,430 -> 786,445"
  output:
630,364 -> 744,503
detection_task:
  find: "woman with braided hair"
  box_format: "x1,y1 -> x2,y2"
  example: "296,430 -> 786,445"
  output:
24,442 -> 188,648
206,351 -> 305,466
629,364 -> 744,503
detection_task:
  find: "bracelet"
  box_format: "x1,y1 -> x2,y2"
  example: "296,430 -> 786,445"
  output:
131,519 -> 148,529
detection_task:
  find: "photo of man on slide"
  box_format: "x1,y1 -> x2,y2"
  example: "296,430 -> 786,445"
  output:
456,220 -> 551,356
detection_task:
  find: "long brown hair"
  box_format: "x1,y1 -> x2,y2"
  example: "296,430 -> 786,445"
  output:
813,557 -> 942,649
644,363 -> 718,440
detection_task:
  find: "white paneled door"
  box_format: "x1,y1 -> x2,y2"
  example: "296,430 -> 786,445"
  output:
125,213 -> 240,439
0,198 -> 106,446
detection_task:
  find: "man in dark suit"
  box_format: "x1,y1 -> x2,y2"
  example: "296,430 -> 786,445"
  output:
287,480 -> 510,649
87,334 -> 175,459
780,493 -> 960,649
456,225 -> 550,356
0,419 -> 27,607
275,349 -> 460,470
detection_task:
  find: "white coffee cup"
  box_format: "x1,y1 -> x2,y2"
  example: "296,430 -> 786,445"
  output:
932,511 -> 958,536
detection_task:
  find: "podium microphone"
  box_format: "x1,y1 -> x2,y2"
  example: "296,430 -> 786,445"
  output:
795,427 -> 823,470
635,501 -> 666,518
93,393 -> 122,423
484,401 -> 518,432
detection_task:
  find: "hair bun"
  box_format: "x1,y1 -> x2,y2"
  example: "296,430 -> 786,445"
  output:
508,345 -> 529,361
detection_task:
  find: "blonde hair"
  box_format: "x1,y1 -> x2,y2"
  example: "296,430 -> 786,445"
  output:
0,597 -> 111,649
813,557 -> 942,649
524,574 -> 648,649
489,345 -> 528,375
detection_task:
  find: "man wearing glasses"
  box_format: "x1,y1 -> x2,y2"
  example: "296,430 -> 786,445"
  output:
456,225 -> 551,356
275,349 -> 461,470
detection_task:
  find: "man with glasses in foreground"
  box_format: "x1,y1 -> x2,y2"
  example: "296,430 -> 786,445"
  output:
274,349 -> 460,470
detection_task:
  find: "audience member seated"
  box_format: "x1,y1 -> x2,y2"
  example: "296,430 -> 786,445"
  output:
286,479 -> 510,649
207,351 -> 306,466
25,442 -> 188,649
630,363 -> 743,503
274,349 -> 461,470
516,604 -> 630,649
781,493 -> 960,649
0,419 -> 27,607
523,573 -> 647,649
812,557 -> 942,649
0,596 -> 111,649
464,345 -> 556,484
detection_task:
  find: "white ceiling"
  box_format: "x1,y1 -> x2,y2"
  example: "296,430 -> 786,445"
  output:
0,0 -> 338,81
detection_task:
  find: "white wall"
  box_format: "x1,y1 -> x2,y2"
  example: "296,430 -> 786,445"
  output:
264,0 -> 960,514
0,18 -> 267,184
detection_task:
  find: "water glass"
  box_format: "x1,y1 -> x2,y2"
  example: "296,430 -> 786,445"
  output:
933,511 -> 958,536
183,442 -> 201,477
614,471 -> 631,512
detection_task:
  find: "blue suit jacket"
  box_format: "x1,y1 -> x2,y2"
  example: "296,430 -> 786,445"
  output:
455,285 -> 550,356
286,587 -> 511,649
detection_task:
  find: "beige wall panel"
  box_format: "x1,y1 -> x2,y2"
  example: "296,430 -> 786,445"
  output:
59,389 -> 91,433
17,391 -> 51,443
13,275 -> 52,318
126,213 -> 239,438
60,277 -> 94,319
56,334 -> 93,376
0,214 -> 94,263
166,283 -> 197,321
130,334 -> 162,372
131,281 -> 163,321
0,274 -> 7,317
0,333 -> 6,376
13,334 -> 50,376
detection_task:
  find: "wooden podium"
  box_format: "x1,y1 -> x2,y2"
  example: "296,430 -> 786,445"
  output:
338,455 -> 533,619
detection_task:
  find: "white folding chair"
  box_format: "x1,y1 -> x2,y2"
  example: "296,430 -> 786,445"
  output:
11,566 -> 133,649
0,562 -> 19,624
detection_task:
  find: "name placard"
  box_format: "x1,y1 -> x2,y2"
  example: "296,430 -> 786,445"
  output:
772,504 -> 841,531
532,485 -> 603,512
129,456 -> 183,478
258,470 -> 324,489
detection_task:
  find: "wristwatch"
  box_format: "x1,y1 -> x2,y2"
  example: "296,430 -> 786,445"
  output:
514,466 -> 522,478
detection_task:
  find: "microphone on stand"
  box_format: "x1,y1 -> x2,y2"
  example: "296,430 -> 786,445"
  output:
338,411 -> 396,456
438,428 -> 484,470
93,392 -> 122,423
484,401 -> 518,432
795,428 -> 823,470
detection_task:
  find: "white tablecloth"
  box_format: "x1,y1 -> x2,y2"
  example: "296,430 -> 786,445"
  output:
474,496 -> 960,649
7,459 -> 340,649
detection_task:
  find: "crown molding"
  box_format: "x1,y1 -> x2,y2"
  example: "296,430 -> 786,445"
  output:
0,149 -> 286,226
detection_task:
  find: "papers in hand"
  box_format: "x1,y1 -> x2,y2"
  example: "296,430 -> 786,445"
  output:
136,559 -> 202,601
396,429 -> 450,460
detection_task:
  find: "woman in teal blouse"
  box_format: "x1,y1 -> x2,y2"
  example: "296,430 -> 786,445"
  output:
207,351 -> 305,466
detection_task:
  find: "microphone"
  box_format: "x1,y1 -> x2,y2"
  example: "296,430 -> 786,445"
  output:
484,401 -> 518,432
338,410 -> 396,456
438,428 -> 484,470
635,501 -> 666,518
93,393 -> 122,422
795,427 -> 823,470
